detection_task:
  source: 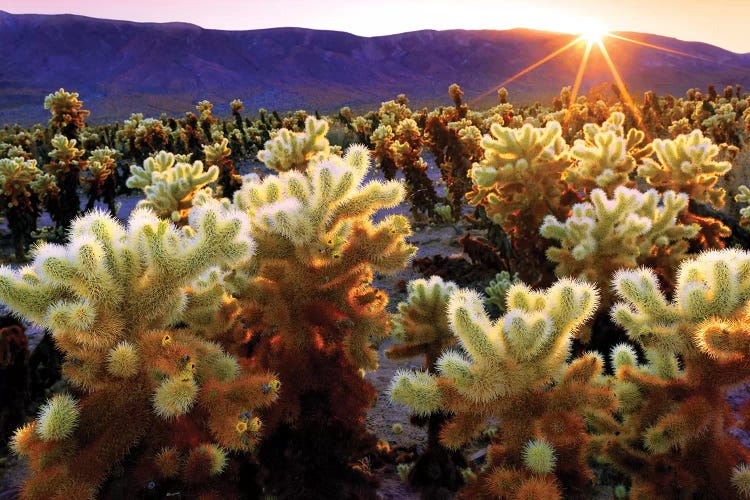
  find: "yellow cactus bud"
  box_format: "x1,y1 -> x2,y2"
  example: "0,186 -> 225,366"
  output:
153,377 -> 198,419
522,439 -> 557,475
733,464 -> 750,498
36,394 -> 80,441
610,343 -> 638,371
10,422 -> 37,456
106,341 -> 139,378
202,351 -> 240,382
389,370 -> 442,417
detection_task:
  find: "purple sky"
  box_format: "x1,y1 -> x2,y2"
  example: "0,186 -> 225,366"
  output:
2,0 -> 749,53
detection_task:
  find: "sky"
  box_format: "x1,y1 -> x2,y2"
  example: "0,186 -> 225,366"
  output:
1,0 -> 749,53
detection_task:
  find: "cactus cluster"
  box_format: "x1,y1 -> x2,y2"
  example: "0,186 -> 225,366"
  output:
2,81 -> 750,499
390,279 -> 614,497
600,250 -> 750,498
0,204 -> 278,498
126,150 -> 219,225
540,186 -> 698,304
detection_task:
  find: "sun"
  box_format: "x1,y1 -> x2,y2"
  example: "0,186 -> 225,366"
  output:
580,23 -> 609,44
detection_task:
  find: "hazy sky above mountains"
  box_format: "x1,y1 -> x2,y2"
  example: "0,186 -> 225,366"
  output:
2,0 -> 749,53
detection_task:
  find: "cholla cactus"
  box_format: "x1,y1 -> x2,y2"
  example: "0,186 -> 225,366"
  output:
44,134 -> 87,229
81,147 -> 121,215
203,138 -> 241,198
390,280 -> 614,498
230,99 -> 244,115
370,98 -> 417,181
2,205 -> 279,498
229,99 -> 248,153
0,157 -> 46,259
116,114 -> 171,162
5,145 -> 30,160
602,250 -> 750,498
227,138 -> 415,497
638,130 -> 733,248
639,130 -> 731,208
566,112 -> 651,195
43,88 -> 89,140
256,116 -> 330,172
230,143 -> 414,370
0,157 -> 42,210
377,98 -> 412,127
484,270 -> 520,314
423,87 -> 482,221
387,276 -> 458,369
390,118 -> 437,217
540,187 -> 698,305
127,151 -> 219,225
667,117 -> 693,138
370,123 -> 398,179
497,87 -> 509,104
735,185 -> 750,228
196,100 -> 215,122
702,103 -> 740,145
467,121 -> 579,283
386,276 -> 464,493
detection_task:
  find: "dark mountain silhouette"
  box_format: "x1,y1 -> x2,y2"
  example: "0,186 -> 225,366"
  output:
1,10 -> 749,125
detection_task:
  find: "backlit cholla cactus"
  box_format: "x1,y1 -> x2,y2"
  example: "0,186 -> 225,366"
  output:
390,280 -> 615,498
196,100 -> 215,122
116,114 -> 171,162
256,116 -> 330,172
229,143 -> 414,376
195,100 -> 220,144
467,121 -> 579,283
484,270 -> 520,314
0,157 -> 43,211
377,98 -> 413,127
386,276 -> 463,492
667,117 -> 693,138
702,103 -> 740,145
540,187 -> 698,306
735,185 -> 750,228
389,118 -> 437,217
81,147 -> 121,215
601,250 -> 750,499
229,98 -> 247,136
423,84 -> 483,221
370,123 -> 398,179
43,88 -> 89,140
127,151 -> 219,226
2,205 -> 279,499
0,157 -> 47,260
566,112 -> 651,195
638,130 -> 733,248
369,98 -> 415,180
44,134 -> 86,229
225,138 -> 415,497
468,121 -> 574,230
203,138 -> 242,199
639,130 -> 732,208
387,276 -> 458,370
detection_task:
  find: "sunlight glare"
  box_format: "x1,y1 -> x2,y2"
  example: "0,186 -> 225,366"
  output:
580,22 -> 608,44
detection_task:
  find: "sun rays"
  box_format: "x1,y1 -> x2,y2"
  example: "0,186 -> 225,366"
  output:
470,25 -> 726,127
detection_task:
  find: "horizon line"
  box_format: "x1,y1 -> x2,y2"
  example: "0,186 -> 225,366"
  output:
1,9 -> 748,56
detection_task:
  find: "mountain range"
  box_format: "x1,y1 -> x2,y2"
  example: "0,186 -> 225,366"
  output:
1,10 -> 749,125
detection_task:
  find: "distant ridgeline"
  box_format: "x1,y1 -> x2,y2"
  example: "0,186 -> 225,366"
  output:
1,10 -> 750,125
